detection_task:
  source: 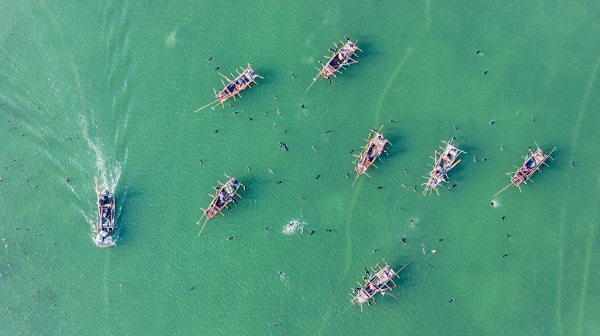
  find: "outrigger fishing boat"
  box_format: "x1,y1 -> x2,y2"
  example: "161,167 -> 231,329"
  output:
306,37 -> 362,91
422,137 -> 466,195
197,174 -> 246,236
495,144 -> 556,196
95,190 -> 115,247
351,260 -> 406,312
353,125 -> 389,185
195,63 -> 262,112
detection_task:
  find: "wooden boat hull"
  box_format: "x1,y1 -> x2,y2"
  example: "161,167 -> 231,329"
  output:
195,64 -> 262,112
511,148 -> 550,186
494,146 -> 556,196
320,40 -> 361,79
306,38 -> 362,91
203,177 -> 245,220
422,138 -> 465,195
215,64 -> 261,104
95,191 -> 115,247
352,261 -> 405,310
354,126 -> 388,183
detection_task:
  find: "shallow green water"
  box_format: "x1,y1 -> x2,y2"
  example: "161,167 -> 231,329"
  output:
1,0 -> 600,335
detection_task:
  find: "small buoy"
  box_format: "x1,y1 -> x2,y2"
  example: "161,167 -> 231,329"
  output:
431,250 -> 437,254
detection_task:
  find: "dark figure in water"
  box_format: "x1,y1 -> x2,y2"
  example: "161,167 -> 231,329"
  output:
505,234 -> 512,238
350,148 -> 354,153
532,115 -> 536,122
448,298 -> 454,303
228,236 -> 235,240
502,254 -> 508,258
214,130 -> 218,135
391,119 -> 397,123
66,177 -> 70,183
299,196 -> 305,201
367,301 -> 373,307
229,103 -> 234,108
483,70 -> 488,75
365,268 -> 370,275
247,118 -> 253,121
476,50 -> 481,55
377,186 -> 383,189
310,230 -> 315,235
291,73 -> 295,79
439,237 -> 445,242
274,323 -> 280,327
429,264 -> 435,269
397,207 -> 403,212
325,129 -> 331,134
372,248 -> 378,253
316,174 -> 320,180
207,55 -> 213,61
189,287 -> 195,290
401,237 -> 407,245
277,180 -> 282,184
301,104 -> 306,109
571,161 -> 575,167
265,226 -> 268,233
215,66 -> 220,71
326,229 -> 332,232
346,173 -> 350,179
501,215 -> 505,221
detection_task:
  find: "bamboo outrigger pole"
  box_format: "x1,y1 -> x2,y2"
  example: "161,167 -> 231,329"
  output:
494,183 -> 513,197
306,76 -> 320,92
197,217 -> 209,237
195,99 -> 219,112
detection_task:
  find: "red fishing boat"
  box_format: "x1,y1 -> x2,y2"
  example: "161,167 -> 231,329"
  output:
422,137 -> 466,195
195,63 -> 262,112
306,37 -> 362,91
351,260 -> 406,312
197,174 -> 246,236
495,144 -> 556,196
353,125 -> 389,185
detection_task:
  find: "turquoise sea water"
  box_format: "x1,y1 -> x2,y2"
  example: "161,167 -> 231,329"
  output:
1,0 -> 600,335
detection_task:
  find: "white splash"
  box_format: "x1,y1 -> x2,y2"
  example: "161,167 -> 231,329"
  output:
282,220 -> 307,235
